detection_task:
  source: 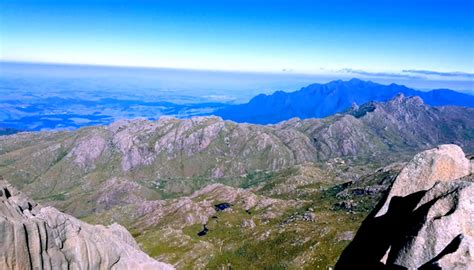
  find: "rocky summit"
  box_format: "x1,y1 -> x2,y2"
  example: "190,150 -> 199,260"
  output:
0,177 -> 173,270
336,144 -> 474,269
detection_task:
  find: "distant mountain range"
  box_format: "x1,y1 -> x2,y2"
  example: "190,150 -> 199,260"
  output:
0,128 -> 19,136
214,78 -> 474,124
3,77 -> 473,131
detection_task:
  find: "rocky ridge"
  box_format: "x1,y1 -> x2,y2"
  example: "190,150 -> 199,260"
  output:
0,95 -> 472,203
0,177 -> 173,270
336,144 -> 474,269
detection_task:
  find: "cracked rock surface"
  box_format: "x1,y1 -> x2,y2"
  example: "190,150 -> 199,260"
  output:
337,144 -> 474,269
0,178 -> 174,270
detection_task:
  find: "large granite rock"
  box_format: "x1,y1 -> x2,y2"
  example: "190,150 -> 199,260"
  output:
0,178 -> 174,270
376,144 -> 471,217
336,144 -> 474,269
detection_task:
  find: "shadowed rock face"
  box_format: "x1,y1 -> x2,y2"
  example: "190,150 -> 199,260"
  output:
336,145 -> 474,269
376,144 -> 471,217
0,177 -> 174,270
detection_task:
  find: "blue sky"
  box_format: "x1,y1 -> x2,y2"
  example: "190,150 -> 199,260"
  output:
1,0 -> 473,76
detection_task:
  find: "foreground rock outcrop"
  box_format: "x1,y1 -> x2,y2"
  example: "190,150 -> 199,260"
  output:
336,144 -> 474,269
0,177 -> 174,270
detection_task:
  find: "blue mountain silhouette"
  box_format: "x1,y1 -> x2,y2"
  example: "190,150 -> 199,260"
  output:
214,78 -> 474,124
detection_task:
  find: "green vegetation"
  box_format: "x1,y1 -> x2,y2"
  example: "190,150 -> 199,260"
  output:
127,164 -> 390,269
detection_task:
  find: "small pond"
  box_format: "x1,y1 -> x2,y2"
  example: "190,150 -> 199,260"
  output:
214,202 -> 231,211
197,224 -> 208,236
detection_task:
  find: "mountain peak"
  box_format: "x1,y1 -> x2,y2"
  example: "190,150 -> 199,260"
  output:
393,92 -> 405,99
387,93 -> 425,106
348,78 -> 367,84
348,94 -> 426,119
326,78 -> 370,87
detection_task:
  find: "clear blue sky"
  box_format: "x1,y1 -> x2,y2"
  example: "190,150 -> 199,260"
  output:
1,0 -> 473,75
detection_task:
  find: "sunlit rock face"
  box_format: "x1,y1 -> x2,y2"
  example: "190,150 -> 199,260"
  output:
376,144 -> 471,217
336,145 -> 474,269
0,177 -> 174,270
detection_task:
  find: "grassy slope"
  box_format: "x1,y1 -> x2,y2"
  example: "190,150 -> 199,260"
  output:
116,162 -> 393,269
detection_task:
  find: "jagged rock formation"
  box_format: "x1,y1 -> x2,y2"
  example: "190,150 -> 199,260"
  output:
336,145 -> 474,269
0,177 -> 174,270
281,94 -> 474,160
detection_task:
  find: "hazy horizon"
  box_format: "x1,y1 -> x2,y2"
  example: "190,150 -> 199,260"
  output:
2,61 -> 473,93
2,1 -> 473,76
1,60 -> 473,131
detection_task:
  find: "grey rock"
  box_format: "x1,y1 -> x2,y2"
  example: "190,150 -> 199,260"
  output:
336,231 -> 355,242
69,132 -> 107,169
390,180 -> 474,269
376,144 -> 471,217
336,145 -> 474,269
0,178 -> 174,270
281,211 -> 317,225
241,219 -> 256,229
